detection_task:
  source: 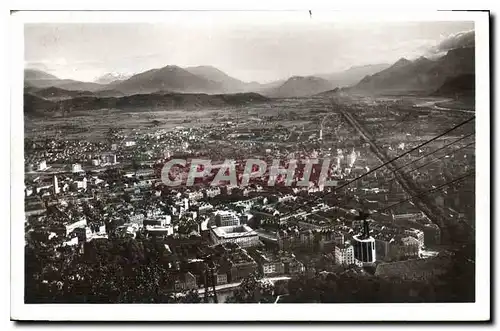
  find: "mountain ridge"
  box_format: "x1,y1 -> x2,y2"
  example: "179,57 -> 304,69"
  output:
24,91 -> 270,115
352,47 -> 475,95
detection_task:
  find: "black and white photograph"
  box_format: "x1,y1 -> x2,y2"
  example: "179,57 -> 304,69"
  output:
9,10 -> 490,322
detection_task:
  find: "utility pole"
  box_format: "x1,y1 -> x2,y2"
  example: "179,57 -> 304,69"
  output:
202,254 -> 218,303
208,261 -> 218,303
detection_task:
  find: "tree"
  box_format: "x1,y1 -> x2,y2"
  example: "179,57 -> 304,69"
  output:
225,273 -> 275,303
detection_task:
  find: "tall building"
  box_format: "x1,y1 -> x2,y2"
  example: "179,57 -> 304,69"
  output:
348,148 -> 357,168
353,219 -> 377,265
53,175 -> 59,194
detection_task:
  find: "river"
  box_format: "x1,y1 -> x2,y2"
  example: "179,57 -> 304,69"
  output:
413,98 -> 475,114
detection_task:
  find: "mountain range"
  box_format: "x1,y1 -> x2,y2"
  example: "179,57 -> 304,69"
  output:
23,62 -> 404,99
24,44 -> 475,115
351,47 -> 475,95
264,76 -> 334,98
316,63 -> 391,87
94,72 -> 132,85
25,69 -> 105,92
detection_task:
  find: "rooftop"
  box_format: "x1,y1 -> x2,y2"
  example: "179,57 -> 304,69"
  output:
211,224 -> 257,239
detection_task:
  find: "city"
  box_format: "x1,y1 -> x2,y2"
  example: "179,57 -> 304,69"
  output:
22,19 -> 476,305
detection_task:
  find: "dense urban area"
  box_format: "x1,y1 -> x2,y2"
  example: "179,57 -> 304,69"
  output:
22,24 -> 477,304
24,92 -> 475,303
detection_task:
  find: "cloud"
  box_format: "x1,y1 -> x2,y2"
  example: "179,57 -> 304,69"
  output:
429,30 -> 475,55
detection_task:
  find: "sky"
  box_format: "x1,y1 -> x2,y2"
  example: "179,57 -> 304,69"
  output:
24,18 -> 474,83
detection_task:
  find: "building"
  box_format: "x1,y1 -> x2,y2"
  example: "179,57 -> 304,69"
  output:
53,175 -> 59,194
352,220 -> 376,265
206,187 -> 221,198
80,225 -> 108,242
210,225 -> 259,248
374,236 -> 393,261
374,255 -> 452,281
198,202 -> 214,214
128,213 -> 145,226
400,236 -> 420,259
404,228 -> 425,248
187,191 -> 204,201
348,148 -> 357,168
73,177 -> 87,190
253,250 -> 285,277
277,227 -> 300,251
145,224 -> 174,237
100,152 -> 117,165
38,160 -> 47,171
315,229 -> 345,251
71,163 -> 83,173
209,243 -> 258,283
213,210 -> 240,227
216,272 -> 228,285
62,236 -> 79,247
143,214 -> 171,227
65,218 -> 87,236
299,229 -> 315,248
117,223 -> 139,239
392,211 -> 425,223
353,235 -> 376,264
335,243 -> 355,266
261,258 -> 284,277
422,223 -> 441,246
172,272 -> 197,292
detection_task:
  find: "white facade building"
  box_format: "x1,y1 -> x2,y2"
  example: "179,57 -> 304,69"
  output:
210,225 -> 259,248
72,163 -> 83,173
38,160 -> 47,171
335,244 -> 355,265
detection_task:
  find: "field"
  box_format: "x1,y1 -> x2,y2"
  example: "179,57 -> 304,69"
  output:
25,95 -> 474,143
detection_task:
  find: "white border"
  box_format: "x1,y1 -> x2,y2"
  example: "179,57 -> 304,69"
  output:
10,10 -> 490,321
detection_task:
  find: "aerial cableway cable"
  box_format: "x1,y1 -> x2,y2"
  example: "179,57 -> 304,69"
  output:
281,116 -> 475,217
331,140 -> 476,208
375,170 -> 475,216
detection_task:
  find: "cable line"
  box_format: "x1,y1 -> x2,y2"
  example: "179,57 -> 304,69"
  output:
376,171 -> 475,215
281,117 -> 475,217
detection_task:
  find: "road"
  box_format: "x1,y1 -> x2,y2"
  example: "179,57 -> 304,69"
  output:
197,276 -> 291,295
339,108 -> 452,243
414,99 -> 475,114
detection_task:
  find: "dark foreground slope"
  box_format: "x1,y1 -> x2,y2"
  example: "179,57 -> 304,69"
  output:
433,74 -> 475,98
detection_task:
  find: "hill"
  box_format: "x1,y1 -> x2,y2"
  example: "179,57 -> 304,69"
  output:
26,86 -> 125,100
30,86 -> 95,100
264,76 -> 333,98
24,69 -> 105,92
433,74 -> 475,98
112,65 -> 223,94
24,69 -> 59,81
317,63 -> 391,88
24,93 -> 56,115
24,92 -> 269,114
184,66 -> 250,92
352,47 -> 475,95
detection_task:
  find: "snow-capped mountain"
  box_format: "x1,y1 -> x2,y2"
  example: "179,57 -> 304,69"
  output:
94,72 -> 132,85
